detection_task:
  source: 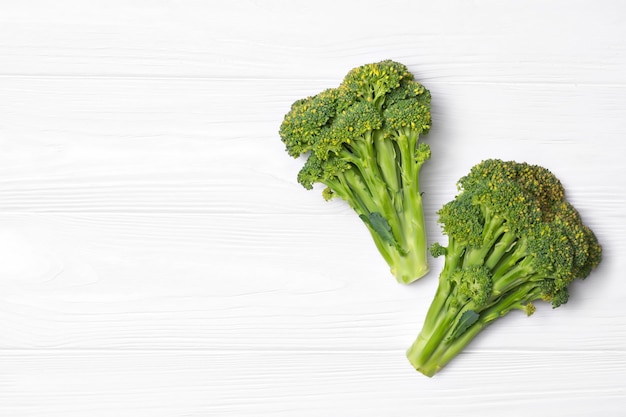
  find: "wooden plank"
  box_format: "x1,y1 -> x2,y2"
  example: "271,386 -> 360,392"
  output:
1,350 -> 625,416
0,1 -> 624,84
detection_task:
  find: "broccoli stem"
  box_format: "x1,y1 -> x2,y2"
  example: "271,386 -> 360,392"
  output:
407,284 -> 535,376
374,133 -> 401,197
396,130 -> 429,282
407,239 -> 463,366
326,171 -> 395,266
390,189 -> 428,283
406,230 -> 548,376
408,281 -> 543,377
345,138 -> 404,235
337,129 -> 429,284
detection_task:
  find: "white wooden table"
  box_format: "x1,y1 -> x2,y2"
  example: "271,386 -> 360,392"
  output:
1,1 -> 625,415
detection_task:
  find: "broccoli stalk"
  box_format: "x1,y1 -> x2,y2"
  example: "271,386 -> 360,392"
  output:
279,60 -> 432,284
406,159 -> 602,376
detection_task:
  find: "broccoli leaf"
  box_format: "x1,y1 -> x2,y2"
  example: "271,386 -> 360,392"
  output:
360,212 -> 405,254
446,310 -> 479,343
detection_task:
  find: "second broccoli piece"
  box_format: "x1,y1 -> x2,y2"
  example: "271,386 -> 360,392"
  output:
279,60 -> 432,284
407,159 -> 602,376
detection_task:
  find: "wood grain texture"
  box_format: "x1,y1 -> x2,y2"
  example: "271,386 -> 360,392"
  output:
2,350 -> 625,417
1,1 -> 625,416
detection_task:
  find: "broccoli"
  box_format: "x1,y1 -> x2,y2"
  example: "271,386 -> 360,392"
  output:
406,159 -> 602,376
279,60 -> 432,284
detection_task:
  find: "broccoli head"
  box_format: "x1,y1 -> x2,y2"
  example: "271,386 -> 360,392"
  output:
406,159 -> 602,376
279,60 -> 432,284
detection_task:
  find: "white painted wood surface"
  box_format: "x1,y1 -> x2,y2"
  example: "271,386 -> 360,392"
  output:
1,1 -> 624,415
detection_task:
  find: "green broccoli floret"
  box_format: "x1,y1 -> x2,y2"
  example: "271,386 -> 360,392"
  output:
279,60 -> 432,284
406,159 -> 602,376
